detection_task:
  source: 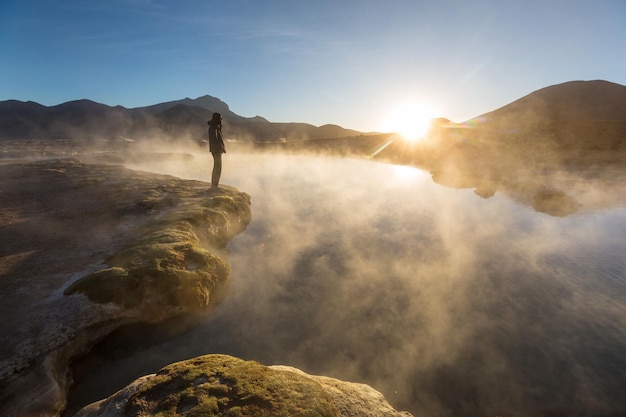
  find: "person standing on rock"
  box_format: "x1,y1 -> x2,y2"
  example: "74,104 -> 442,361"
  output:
207,112 -> 226,189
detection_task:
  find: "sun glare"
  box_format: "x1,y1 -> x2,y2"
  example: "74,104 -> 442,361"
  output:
381,101 -> 437,142
392,164 -> 426,182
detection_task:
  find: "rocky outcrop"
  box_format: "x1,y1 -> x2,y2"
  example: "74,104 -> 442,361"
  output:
0,159 -> 251,417
73,354 -> 413,417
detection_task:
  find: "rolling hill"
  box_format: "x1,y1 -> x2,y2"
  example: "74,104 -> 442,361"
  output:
474,80 -> 626,124
447,80 -> 626,153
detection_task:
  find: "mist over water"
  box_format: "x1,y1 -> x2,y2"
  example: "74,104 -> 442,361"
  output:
69,152 -> 626,417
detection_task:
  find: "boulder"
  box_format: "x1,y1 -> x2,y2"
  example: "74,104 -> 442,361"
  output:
74,354 -> 413,417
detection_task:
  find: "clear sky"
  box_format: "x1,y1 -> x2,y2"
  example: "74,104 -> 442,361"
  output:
1,0 -> 625,132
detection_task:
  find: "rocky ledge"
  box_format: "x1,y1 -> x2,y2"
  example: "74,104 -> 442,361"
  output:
74,354 -> 413,417
0,159 -> 251,416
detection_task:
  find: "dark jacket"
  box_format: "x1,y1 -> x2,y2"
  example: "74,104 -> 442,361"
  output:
208,121 -> 226,154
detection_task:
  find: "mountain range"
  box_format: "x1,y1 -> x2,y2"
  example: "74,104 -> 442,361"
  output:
0,95 -> 361,142
1,80 -> 625,146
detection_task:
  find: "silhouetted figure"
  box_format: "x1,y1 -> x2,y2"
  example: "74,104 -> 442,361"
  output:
207,112 -> 226,189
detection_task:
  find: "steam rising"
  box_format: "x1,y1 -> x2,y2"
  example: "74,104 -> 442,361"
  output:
67,150 -> 626,417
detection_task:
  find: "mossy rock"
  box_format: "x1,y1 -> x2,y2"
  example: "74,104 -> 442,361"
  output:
123,355 -> 339,417
64,267 -> 143,308
64,187 -> 249,314
65,242 -> 230,311
75,355 -> 413,417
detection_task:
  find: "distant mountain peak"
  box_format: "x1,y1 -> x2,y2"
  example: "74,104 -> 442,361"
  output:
138,95 -> 233,117
186,95 -> 230,111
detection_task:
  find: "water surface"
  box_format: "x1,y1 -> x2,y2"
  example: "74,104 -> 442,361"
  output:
68,153 -> 626,417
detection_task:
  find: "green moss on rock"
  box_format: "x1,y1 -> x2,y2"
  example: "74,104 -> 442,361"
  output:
124,355 -> 339,417
64,186 -> 250,314
64,267 -> 143,308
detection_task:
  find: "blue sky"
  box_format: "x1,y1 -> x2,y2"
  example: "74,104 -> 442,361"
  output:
1,0 -> 625,131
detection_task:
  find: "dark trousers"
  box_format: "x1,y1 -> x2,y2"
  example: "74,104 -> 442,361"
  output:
211,152 -> 222,187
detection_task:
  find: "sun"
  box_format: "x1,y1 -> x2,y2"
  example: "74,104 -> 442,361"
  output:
381,101 -> 437,142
